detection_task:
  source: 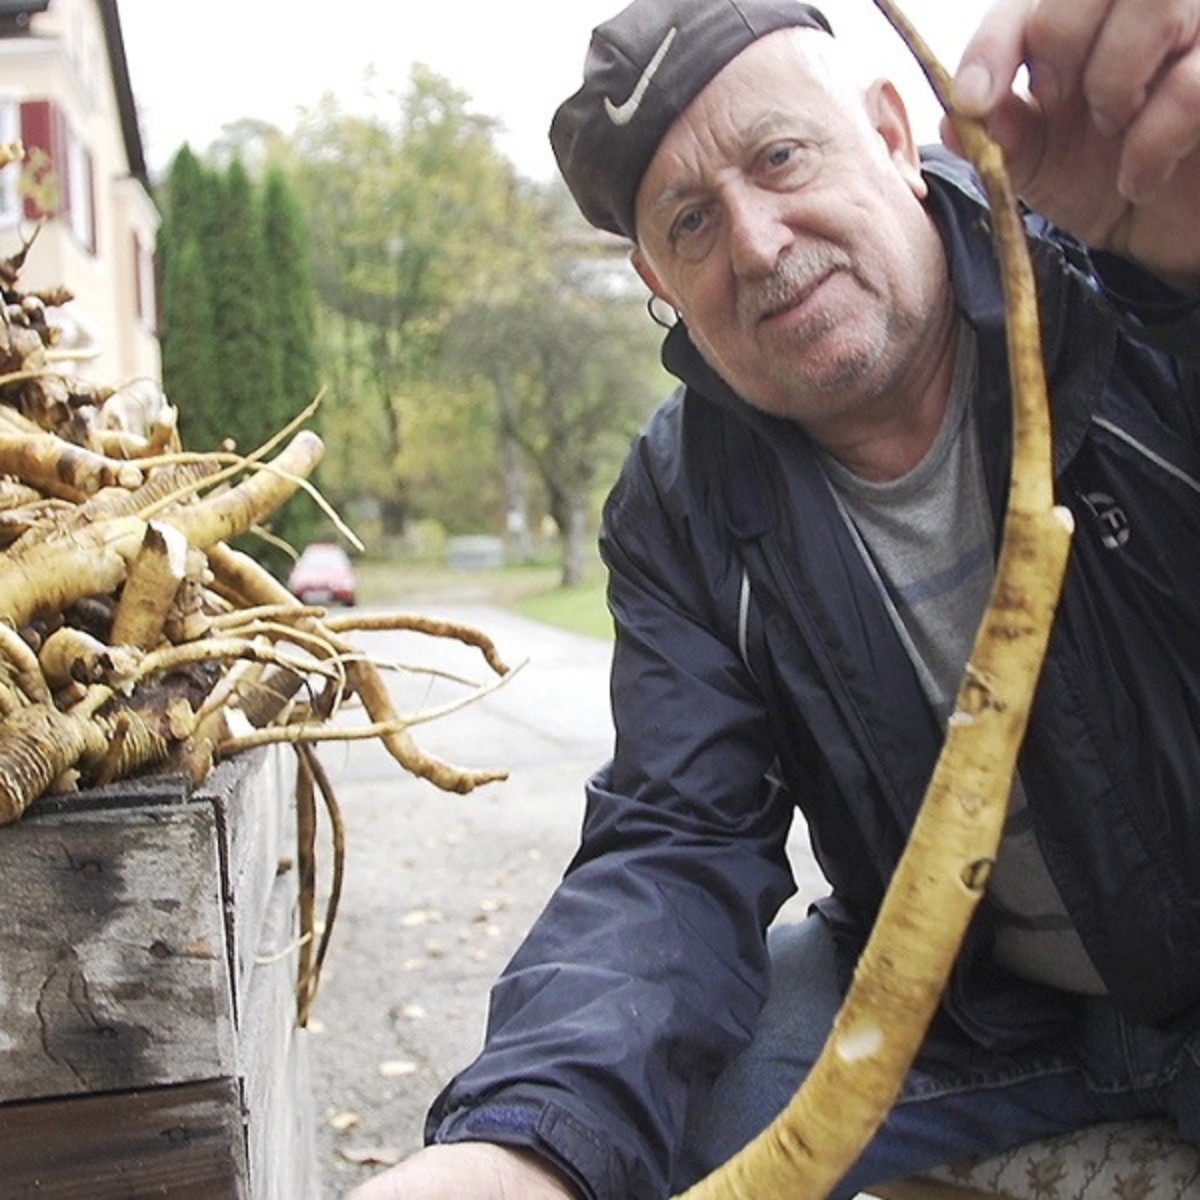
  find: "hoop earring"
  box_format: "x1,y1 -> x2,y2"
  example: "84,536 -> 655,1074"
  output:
646,294 -> 681,329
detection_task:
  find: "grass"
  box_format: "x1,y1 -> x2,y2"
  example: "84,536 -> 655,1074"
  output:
354,557 -> 613,641
515,576 -> 614,640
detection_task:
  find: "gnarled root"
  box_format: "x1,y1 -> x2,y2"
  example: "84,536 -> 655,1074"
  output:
205,541 -> 511,793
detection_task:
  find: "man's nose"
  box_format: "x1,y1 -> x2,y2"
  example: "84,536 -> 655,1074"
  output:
725,188 -> 790,277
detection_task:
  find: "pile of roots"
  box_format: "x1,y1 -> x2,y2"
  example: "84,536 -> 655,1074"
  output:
0,141 -> 513,1017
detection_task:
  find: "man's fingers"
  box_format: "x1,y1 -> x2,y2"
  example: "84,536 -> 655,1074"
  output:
1120,44 -> 1200,200
1015,0 -> 1112,111
1078,0 -> 1200,135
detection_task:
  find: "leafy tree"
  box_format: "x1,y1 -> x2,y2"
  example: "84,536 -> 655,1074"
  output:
449,244 -> 663,586
392,374 -> 505,534
158,65 -> 664,586
207,116 -> 291,174
261,168 -> 318,414
286,68 -> 521,536
157,144 -> 213,254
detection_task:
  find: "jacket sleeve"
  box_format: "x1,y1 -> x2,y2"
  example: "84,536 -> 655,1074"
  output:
425,409 -> 798,1200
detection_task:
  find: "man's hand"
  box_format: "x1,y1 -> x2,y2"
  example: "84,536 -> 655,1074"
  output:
948,0 -> 1200,286
344,1142 -> 580,1200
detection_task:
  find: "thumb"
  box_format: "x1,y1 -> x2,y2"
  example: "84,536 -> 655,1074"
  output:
951,0 -> 1036,118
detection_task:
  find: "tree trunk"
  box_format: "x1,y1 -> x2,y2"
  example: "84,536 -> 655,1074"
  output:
551,492 -> 589,588
496,380 -> 534,562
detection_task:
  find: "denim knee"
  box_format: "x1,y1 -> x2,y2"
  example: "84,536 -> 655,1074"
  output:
675,915 -> 845,1189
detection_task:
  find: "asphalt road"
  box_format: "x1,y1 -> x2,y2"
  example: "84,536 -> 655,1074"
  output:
306,603 -> 826,1197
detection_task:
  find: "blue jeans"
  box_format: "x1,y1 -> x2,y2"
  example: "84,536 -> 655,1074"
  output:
678,915 -> 1200,1198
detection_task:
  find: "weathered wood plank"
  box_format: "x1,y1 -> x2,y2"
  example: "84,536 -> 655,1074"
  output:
201,746 -> 299,1015
0,745 -> 317,1194
0,1076 -> 248,1197
242,865 -> 318,1200
0,803 -> 235,1100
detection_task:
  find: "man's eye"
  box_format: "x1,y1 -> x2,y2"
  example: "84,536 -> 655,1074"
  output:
672,207 -> 709,242
761,140 -> 817,184
668,206 -> 718,261
767,143 -> 796,169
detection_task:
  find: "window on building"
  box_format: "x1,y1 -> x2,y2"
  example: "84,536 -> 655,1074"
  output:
133,229 -> 158,333
0,99 -> 18,226
64,120 -> 94,251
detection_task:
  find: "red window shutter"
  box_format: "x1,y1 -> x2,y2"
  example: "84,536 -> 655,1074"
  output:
18,99 -> 59,219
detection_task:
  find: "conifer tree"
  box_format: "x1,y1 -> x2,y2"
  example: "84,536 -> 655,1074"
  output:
261,166 -> 323,555
159,150 -> 323,572
159,146 -> 222,449
161,237 -> 221,450
261,167 -> 319,418
207,159 -> 283,458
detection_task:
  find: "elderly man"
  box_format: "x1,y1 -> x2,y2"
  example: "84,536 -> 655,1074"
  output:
350,1 -> 1200,1197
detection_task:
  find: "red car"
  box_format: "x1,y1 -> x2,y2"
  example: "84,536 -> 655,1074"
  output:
286,542 -> 357,606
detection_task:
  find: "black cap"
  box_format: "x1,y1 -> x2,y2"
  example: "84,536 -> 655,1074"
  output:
550,0 -> 833,240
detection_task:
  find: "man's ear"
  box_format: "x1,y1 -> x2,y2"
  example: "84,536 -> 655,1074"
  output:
631,247 -> 678,310
867,78 -> 928,200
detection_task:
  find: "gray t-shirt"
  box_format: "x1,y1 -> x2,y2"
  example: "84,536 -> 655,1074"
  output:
822,327 -> 1106,995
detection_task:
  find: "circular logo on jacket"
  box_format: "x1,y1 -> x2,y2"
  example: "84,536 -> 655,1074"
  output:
1081,491 -> 1130,549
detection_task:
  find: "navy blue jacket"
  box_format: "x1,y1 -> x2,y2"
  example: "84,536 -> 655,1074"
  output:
428,152 -> 1200,1200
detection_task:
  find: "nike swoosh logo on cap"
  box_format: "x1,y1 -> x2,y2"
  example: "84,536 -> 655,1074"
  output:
604,27 -> 678,126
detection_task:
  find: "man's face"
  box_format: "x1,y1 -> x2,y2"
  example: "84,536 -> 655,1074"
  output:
632,29 -> 952,440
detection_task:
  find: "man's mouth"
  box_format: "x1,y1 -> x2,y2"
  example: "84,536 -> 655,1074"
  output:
756,268 -> 838,325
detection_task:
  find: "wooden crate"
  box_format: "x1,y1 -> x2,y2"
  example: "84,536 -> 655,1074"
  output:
0,745 -> 317,1198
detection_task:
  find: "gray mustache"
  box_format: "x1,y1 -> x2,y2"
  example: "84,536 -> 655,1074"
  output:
737,245 -> 852,325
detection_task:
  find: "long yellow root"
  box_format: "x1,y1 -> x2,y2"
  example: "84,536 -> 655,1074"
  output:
0,430 -> 143,497
0,434 -> 325,628
109,521 -> 190,648
676,4 -> 1075,1196
0,513 -> 147,627
167,430 -> 324,549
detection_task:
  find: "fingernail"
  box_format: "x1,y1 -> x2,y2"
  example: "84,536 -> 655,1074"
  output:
952,63 -> 994,114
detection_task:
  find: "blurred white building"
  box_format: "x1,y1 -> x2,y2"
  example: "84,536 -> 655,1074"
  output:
0,0 -> 160,387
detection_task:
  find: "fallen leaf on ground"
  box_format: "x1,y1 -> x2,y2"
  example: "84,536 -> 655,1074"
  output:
401,907 -> 442,927
379,1058 -> 419,1078
339,1146 -> 403,1167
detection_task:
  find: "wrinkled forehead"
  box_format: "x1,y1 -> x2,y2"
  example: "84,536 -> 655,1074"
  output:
549,0 -> 834,239
633,31 -> 867,218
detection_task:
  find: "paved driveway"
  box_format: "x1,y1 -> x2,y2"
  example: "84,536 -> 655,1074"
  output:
309,604 -> 824,1196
